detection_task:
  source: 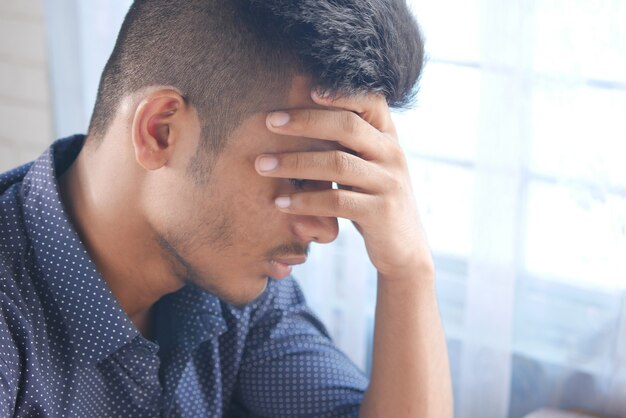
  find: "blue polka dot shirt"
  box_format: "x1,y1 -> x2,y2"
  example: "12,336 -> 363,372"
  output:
0,135 -> 368,417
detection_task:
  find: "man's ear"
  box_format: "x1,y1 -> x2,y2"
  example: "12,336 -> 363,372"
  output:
131,89 -> 186,171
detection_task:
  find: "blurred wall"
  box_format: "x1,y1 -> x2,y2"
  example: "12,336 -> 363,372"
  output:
0,0 -> 52,172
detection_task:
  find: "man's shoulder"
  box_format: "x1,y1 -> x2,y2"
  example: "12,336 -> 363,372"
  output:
0,258 -> 34,335
0,183 -> 31,301
0,171 -> 40,359
0,251 -> 47,393
0,160 -> 31,258
0,261 -> 29,385
0,161 -> 33,196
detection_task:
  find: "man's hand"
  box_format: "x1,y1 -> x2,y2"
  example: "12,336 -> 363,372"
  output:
257,90 -> 433,280
257,89 -> 453,417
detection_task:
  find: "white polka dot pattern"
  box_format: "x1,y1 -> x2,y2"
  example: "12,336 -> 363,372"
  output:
0,135 -> 368,417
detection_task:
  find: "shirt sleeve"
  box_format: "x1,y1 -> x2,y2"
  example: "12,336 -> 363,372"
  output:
232,277 -> 368,418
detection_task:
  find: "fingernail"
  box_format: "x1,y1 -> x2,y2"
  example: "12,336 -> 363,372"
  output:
268,112 -> 290,127
258,156 -> 278,172
275,196 -> 291,208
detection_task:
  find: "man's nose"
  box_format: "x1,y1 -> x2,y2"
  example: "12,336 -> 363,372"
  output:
292,215 -> 339,244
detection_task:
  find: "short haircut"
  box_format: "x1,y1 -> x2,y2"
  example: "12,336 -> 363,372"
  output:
88,0 -> 425,182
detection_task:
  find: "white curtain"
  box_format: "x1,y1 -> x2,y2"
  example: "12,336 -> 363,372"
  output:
300,1 -> 626,417
45,1 -> 626,417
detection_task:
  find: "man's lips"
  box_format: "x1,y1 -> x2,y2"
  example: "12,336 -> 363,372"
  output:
268,256 -> 307,279
271,256 -> 307,266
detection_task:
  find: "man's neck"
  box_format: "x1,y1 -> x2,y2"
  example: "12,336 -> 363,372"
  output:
57,137 -> 184,334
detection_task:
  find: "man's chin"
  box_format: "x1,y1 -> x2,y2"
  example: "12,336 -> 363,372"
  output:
207,276 -> 269,307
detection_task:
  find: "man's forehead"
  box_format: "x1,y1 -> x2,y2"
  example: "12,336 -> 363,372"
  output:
280,135 -> 344,153
224,74 -> 350,157
277,75 -> 347,152
279,74 -> 327,111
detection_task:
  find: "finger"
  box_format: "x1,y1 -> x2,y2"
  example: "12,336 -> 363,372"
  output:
266,108 -> 388,161
311,90 -> 396,136
274,189 -> 378,223
255,151 -> 388,192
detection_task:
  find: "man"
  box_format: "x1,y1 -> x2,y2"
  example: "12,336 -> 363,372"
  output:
0,0 -> 452,416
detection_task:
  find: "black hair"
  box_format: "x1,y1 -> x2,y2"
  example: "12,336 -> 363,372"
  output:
88,0 -> 424,181
239,0 -> 424,106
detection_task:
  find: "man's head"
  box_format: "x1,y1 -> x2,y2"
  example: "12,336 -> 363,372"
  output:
82,0 -> 425,305
88,0 -> 424,179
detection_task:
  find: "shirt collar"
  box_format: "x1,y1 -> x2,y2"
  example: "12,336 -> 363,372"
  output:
153,283 -> 228,353
21,135 -> 139,366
